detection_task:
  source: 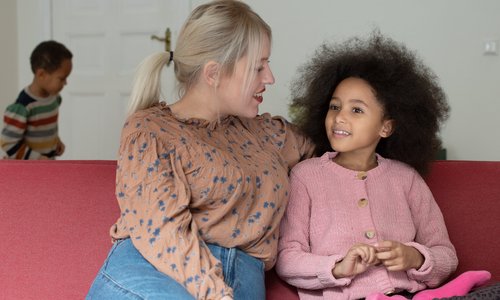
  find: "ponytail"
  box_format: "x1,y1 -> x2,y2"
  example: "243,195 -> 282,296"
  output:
128,0 -> 272,116
127,51 -> 170,115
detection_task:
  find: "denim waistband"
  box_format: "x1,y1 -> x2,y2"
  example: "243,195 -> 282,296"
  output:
206,243 -> 264,290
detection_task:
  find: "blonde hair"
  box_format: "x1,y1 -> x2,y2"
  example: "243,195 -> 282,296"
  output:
128,0 -> 272,115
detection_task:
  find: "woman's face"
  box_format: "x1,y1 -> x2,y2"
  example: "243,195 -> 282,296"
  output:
216,37 -> 275,118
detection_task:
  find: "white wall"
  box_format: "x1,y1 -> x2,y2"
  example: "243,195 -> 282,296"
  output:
0,0 -> 18,132
0,0 -> 50,157
13,0 -> 500,161
247,0 -> 500,161
16,0 -> 51,94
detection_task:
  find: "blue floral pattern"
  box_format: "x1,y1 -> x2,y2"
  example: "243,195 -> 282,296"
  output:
109,103 -> 313,299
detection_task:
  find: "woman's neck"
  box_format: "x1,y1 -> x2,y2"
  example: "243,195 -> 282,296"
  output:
169,89 -> 221,121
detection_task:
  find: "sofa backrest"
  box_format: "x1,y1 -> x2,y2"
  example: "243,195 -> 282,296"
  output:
0,160 -> 499,300
425,160 -> 500,282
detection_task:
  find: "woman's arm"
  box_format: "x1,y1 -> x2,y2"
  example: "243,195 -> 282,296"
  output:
250,114 -> 315,169
114,130 -> 232,299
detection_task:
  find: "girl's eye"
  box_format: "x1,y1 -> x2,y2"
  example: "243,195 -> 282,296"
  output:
329,104 -> 340,111
352,107 -> 363,113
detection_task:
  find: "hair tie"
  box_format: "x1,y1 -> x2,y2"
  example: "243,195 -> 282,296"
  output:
169,51 -> 174,63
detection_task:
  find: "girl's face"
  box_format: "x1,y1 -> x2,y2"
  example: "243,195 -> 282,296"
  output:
38,59 -> 73,97
325,77 -> 393,156
216,37 -> 275,118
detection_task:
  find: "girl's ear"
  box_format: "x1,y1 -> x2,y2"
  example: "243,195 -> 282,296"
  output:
202,61 -> 220,87
380,119 -> 395,138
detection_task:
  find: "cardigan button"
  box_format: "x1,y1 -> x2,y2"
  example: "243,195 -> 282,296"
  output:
364,230 -> 376,239
358,198 -> 368,208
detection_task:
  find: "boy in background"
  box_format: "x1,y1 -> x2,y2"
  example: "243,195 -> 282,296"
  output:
1,40 -> 72,159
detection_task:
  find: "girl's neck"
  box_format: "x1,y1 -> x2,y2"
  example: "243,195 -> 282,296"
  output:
333,152 -> 378,172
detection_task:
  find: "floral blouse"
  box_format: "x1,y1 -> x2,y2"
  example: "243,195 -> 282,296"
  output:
110,102 -> 314,299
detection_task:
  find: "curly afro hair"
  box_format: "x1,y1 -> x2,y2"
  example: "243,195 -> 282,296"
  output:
289,31 -> 449,176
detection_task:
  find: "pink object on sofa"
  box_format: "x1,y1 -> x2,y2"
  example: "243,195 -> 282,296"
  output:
0,160 -> 499,300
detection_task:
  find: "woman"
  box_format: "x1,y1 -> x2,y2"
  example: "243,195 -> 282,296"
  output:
86,1 -> 314,299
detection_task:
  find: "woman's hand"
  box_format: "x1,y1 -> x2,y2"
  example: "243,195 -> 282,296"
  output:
332,243 -> 379,278
375,240 -> 424,271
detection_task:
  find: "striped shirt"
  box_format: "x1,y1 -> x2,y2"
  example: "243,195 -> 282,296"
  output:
1,87 -> 62,159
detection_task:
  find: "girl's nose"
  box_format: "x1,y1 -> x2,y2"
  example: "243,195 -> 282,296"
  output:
335,109 -> 346,123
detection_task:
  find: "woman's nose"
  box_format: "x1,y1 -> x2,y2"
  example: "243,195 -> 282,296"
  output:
264,67 -> 275,85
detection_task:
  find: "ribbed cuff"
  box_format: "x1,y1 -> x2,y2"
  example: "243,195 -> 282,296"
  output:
316,255 -> 352,287
405,242 -> 432,279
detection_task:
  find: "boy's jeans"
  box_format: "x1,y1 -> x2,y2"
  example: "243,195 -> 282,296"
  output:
86,238 -> 265,299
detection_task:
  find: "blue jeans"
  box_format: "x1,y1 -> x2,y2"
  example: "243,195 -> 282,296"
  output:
86,239 -> 265,300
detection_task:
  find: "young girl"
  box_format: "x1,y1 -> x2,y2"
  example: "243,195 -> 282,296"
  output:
275,32 -> 491,299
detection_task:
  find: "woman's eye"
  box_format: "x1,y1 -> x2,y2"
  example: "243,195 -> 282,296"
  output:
256,61 -> 270,72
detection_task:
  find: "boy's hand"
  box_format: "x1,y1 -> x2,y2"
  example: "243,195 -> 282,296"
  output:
375,240 -> 424,271
55,141 -> 65,156
331,243 -> 379,278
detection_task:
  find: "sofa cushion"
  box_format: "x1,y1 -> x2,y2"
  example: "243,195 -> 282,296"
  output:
0,160 -> 119,300
0,159 -> 498,300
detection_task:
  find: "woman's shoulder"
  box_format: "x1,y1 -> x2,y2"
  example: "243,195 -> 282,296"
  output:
120,104 -> 187,149
241,113 -> 288,132
123,105 -> 178,134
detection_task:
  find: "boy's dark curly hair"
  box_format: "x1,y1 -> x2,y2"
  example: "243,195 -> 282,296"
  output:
290,31 -> 449,176
30,40 -> 73,74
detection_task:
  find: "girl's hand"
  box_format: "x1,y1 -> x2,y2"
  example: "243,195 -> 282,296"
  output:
375,240 -> 424,271
332,243 -> 379,278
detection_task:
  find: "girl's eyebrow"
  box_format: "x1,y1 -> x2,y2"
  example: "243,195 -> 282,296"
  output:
330,97 -> 367,106
349,99 -> 367,106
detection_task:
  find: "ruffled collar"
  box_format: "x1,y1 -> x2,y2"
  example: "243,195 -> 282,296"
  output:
157,101 -> 233,130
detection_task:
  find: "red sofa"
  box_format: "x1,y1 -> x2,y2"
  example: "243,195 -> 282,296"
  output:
0,160 -> 499,300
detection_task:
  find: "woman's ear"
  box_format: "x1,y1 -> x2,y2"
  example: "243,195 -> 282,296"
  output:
203,61 -> 220,87
380,119 -> 395,138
